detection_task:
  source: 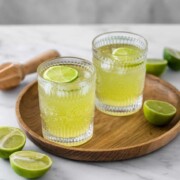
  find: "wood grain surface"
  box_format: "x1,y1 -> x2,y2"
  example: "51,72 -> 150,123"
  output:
16,74 -> 180,161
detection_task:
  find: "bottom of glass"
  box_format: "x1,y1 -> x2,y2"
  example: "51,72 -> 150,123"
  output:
96,95 -> 143,116
42,123 -> 93,146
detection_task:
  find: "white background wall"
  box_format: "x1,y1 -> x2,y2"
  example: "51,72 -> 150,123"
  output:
0,0 -> 179,24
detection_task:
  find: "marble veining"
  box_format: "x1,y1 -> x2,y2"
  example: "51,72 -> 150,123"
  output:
0,25 -> 180,180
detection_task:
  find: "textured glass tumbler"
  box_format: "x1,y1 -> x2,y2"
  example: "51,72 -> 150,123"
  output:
37,57 -> 96,146
92,32 -> 148,116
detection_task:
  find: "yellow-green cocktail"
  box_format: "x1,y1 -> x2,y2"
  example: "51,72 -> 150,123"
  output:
38,57 -> 95,146
93,32 -> 148,116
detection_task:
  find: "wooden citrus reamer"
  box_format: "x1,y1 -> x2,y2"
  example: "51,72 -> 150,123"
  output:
0,49 -> 60,90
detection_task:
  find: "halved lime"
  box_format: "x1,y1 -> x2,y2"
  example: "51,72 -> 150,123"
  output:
0,127 -> 26,159
143,100 -> 176,126
146,59 -> 167,76
43,65 -> 78,83
10,151 -> 52,179
163,47 -> 180,71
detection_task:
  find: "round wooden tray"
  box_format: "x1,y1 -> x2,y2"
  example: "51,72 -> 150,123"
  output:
16,74 -> 180,161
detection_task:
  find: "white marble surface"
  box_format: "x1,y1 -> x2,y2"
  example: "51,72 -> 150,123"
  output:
0,25 -> 180,180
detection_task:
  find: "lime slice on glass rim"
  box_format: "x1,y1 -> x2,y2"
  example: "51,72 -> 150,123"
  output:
146,59 -> 167,76
10,151 -> 52,179
143,100 -> 176,126
112,47 -> 142,65
163,47 -> 180,71
43,65 -> 78,83
0,127 -> 26,159
112,47 -> 140,56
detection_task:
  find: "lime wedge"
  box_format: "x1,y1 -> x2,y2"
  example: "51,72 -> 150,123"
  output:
0,127 -> 26,159
146,59 -> 167,76
43,65 -> 78,83
143,100 -> 176,126
163,47 -> 180,71
10,151 -> 52,179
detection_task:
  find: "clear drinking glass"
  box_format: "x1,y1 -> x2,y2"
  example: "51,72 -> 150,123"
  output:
37,57 -> 96,146
92,31 -> 148,116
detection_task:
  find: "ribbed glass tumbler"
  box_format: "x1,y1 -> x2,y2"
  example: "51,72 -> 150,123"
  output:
92,31 -> 148,116
37,57 -> 96,146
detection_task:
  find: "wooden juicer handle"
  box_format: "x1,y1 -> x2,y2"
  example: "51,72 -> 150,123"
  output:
0,49 -> 60,90
22,49 -> 60,77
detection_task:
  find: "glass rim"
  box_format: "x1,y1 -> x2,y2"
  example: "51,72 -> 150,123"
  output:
37,56 -> 96,87
92,31 -> 148,57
